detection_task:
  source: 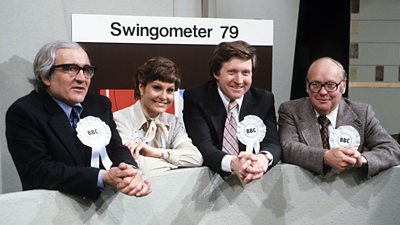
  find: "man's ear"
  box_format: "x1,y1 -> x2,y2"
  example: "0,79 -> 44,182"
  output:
213,73 -> 219,81
341,81 -> 346,94
42,77 -> 51,87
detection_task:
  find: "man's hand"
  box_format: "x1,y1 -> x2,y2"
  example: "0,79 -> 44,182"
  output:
323,147 -> 358,172
103,162 -> 134,187
347,149 -> 365,168
231,152 -> 267,184
103,162 -> 151,197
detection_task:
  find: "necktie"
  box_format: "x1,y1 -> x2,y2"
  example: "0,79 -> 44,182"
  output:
70,106 -> 81,129
222,101 -> 239,155
318,115 -> 330,149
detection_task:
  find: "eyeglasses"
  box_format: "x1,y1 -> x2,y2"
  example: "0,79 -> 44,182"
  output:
52,64 -> 96,79
308,80 -> 344,93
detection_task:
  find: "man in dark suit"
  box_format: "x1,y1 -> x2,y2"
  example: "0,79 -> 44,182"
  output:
6,41 -> 151,200
183,41 -> 281,184
278,57 -> 400,177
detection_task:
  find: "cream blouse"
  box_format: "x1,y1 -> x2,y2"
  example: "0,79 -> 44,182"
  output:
113,100 -> 203,174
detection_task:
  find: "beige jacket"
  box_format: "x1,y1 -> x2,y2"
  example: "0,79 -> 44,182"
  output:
113,101 -> 203,174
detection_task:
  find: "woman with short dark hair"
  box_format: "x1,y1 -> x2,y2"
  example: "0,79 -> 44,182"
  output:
114,56 -> 203,174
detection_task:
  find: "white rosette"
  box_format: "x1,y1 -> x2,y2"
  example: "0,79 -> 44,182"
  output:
329,125 -> 361,149
237,115 -> 267,153
76,116 -> 112,169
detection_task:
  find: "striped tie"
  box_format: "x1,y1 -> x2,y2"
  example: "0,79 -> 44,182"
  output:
222,101 -> 238,155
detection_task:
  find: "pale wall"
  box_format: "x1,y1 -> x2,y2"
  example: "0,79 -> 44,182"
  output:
349,0 -> 400,134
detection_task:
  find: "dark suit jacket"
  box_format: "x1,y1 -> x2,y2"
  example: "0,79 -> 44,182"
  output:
183,80 -> 281,177
6,90 -> 136,200
278,97 -> 400,177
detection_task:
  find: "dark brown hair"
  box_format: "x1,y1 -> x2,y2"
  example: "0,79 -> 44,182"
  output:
134,56 -> 180,99
209,40 -> 257,80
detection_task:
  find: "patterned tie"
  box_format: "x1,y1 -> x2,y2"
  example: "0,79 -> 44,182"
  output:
222,101 -> 239,155
70,106 -> 81,129
318,115 -> 330,149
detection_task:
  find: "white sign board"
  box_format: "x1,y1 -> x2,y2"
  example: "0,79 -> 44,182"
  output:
72,14 -> 273,46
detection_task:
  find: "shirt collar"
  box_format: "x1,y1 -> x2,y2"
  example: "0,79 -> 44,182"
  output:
52,98 -> 83,118
131,100 -> 170,131
217,87 -> 243,113
315,104 -> 339,128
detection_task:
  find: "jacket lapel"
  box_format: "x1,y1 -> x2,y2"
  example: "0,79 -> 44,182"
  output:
336,99 -> 364,149
239,89 -> 255,120
238,90 -> 256,151
336,99 -> 361,128
207,81 -> 227,148
41,91 -> 86,165
298,98 -> 324,147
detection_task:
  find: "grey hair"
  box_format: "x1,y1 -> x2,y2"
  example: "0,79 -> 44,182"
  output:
30,41 -> 83,92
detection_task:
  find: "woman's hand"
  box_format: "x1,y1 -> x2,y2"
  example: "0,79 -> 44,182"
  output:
124,140 -> 140,159
124,141 -> 162,159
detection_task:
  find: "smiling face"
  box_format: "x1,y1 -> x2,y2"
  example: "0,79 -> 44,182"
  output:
214,57 -> 252,100
139,80 -> 175,118
42,48 -> 91,106
307,58 -> 346,116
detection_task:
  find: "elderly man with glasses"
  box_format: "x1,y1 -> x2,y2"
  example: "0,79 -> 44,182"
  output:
278,57 -> 400,178
6,41 -> 151,200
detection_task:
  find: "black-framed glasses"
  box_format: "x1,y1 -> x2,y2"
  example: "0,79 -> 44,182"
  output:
52,64 -> 96,79
308,80 -> 344,93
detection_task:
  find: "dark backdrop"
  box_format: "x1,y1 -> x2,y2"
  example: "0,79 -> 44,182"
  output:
80,43 -> 272,93
291,0 -> 350,99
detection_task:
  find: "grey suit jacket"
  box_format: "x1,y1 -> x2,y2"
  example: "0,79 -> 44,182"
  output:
278,97 -> 400,177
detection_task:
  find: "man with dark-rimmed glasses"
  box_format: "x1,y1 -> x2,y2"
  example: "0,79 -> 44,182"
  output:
6,41 -> 151,200
278,57 -> 400,178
